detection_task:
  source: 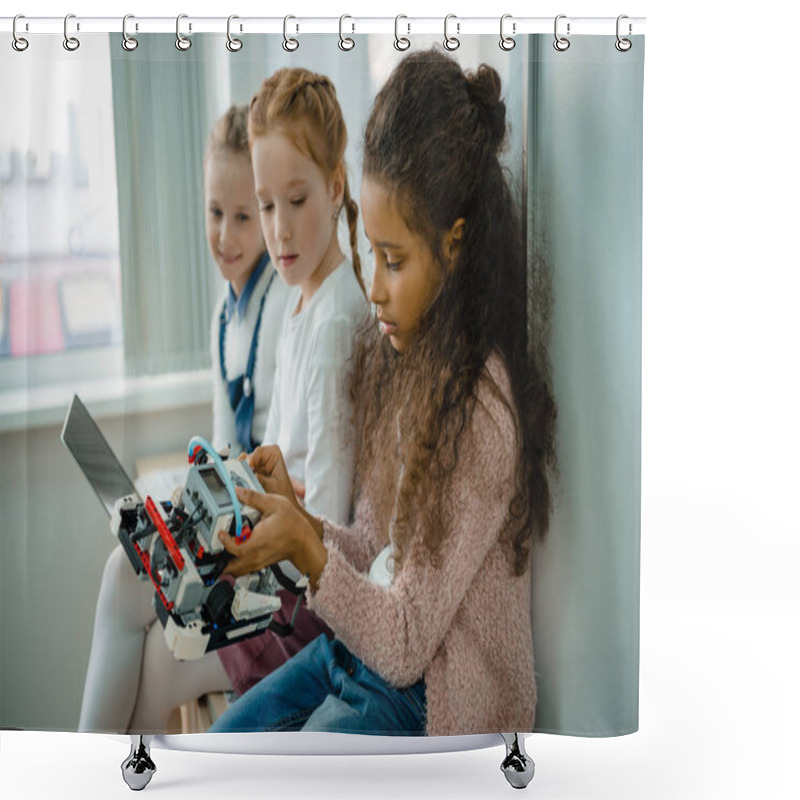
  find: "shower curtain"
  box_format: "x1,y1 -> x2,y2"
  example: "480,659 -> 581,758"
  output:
0,22 -> 643,739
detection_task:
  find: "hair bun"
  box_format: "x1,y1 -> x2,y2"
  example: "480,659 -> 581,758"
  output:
467,64 -> 506,152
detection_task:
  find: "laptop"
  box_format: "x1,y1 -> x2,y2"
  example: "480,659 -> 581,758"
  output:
60,394 -> 139,518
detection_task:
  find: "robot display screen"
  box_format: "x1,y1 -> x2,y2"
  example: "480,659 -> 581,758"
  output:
200,467 -> 230,507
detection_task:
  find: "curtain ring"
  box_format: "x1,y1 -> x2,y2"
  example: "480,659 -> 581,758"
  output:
338,15 -> 355,51
12,15 -> 29,52
443,14 -> 460,51
63,13 -> 80,52
394,15 -> 410,51
500,14 -> 515,51
176,14 -> 191,51
122,14 -> 138,51
283,15 -> 299,51
615,15 -> 632,52
553,14 -> 570,52
227,15 -> 243,52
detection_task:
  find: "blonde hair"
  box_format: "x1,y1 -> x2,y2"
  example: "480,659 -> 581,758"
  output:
205,103 -> 250,165
249,68 -> 365,296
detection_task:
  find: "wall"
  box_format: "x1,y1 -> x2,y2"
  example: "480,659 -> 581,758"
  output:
0,400 -> 211,730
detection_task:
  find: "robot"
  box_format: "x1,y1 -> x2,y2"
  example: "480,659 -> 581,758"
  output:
111,436 -> 304,660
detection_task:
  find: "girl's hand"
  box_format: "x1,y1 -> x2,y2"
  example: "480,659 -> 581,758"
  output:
248,445 -> 300,509
290,477 -> 306,503
248,445 -> 322,541
220,487 -> 328,589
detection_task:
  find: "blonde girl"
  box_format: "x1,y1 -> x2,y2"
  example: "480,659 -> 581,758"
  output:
206,104 -> 292,455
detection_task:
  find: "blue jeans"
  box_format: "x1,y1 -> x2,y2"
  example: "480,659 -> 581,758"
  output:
209,635 -> 427,735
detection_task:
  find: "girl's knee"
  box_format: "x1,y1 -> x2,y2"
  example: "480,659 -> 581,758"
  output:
301,694 -> 357,732
103,543 -> 123,574
101,544 -> 133,591
99,544 -> 155,629
97,546 -> 127,608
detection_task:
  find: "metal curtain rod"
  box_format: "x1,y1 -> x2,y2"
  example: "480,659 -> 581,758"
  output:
0,15 -> 646,36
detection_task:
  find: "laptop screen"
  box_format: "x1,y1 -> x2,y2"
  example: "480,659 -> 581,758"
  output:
60,395 -> 139,517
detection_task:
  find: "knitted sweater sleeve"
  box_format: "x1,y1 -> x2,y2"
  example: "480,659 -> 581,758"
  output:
307,367 -> 518,688
318,492 -> 381,574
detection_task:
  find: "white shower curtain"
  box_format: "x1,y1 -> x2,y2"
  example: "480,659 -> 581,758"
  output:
0,26 -> 643,739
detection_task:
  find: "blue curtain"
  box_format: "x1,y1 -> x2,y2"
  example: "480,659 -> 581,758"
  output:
529,34 -> 644,736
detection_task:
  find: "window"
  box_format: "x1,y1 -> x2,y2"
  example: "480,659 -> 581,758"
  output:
0,36 -> 122,391
1,33 -> 523,417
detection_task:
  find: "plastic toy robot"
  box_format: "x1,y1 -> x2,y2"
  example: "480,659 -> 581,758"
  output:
111,436 -> 304,660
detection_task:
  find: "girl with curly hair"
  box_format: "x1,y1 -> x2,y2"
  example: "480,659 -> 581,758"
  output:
211,49 -> 557,736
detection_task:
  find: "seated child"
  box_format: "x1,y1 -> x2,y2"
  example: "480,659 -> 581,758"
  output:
208,49 -> 557,736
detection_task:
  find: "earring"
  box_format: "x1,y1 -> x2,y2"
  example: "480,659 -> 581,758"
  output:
332,205 -> 341,222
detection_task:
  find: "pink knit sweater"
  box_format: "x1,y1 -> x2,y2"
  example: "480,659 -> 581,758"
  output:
307,355 -> 536,736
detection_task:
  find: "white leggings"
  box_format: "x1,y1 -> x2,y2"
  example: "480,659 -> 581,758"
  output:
79,545 -> 232,733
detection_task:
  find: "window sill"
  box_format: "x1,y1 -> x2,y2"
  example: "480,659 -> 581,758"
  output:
0,369 -> 213,434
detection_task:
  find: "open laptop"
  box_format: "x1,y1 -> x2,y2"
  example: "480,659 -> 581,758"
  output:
60,394 -> 139,518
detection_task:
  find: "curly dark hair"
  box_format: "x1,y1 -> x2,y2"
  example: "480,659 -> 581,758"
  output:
351,49 -> 557,577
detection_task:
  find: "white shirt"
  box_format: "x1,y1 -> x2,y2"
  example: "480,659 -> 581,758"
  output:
210,260 -> 292,456
262,260 -> 368,524
367,545 -> 395,587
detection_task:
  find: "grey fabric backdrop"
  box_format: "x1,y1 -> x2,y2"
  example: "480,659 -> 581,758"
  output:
529,34 -> 644,735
